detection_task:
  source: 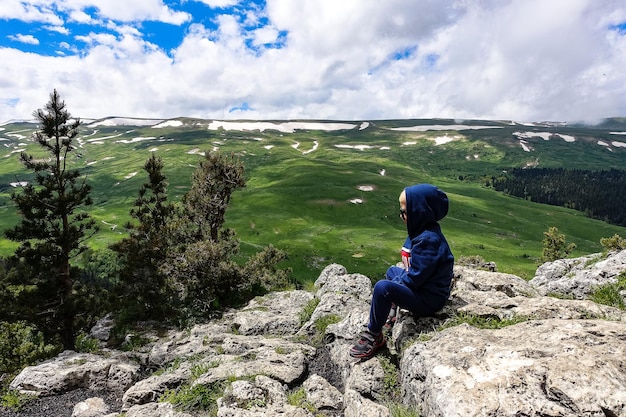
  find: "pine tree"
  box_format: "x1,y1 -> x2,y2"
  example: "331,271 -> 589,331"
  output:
4,90 -> 98,349
183,151 -> 246,241
540,227 -> 576,263
112,153 -> 174,322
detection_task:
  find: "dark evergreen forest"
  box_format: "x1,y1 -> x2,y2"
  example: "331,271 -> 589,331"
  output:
492,168 -> 626,227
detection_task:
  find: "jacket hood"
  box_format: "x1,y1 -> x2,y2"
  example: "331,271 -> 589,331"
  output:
404,184 -> 449,238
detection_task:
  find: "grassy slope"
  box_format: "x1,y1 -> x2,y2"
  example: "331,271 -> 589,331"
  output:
1,118 -> 625,282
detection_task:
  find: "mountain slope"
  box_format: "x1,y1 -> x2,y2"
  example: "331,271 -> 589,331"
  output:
1,117 -> 625,281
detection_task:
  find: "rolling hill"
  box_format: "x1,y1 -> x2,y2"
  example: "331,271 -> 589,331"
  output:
1,117 -> 626,282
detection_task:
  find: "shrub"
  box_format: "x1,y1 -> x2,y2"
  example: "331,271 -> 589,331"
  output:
0,321 -> 59,376
298,298 -> 320,325
540,227 -> 576,262
161,381 -> 226,415
590,272 -> 626,310
75,332 -> 100,353
286,387 -> 317,414
0,390 -> 36,411
388,402 -> 421,417
600,234 -> 626,252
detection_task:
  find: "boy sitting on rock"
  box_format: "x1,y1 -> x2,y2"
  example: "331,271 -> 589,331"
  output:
350,184 -> 455,359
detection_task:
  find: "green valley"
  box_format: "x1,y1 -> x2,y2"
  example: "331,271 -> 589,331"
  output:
1,117 -> 625,282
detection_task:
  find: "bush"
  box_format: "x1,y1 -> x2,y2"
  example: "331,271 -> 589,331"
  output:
0,390 -> 36,411
0,321 -> 59,376
600,234 -> 626,252
540,227 -> 576,262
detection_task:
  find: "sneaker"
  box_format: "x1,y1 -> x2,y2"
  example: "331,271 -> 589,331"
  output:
349,330 -> 386,359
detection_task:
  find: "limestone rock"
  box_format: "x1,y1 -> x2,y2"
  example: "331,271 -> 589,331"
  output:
302,374 -> 343,411
90,313 -> 115,343
298,263 -> 372,338
72,397 -> 109,417
125,401 -> 194,417
10,350 -> 140,396
7,256 -> 626,417
230,290 -> 314,336
122,363 -> 191,410
343,389 -> 389,417
147,321 -> 230,366
401,319 -> 626,417
530,249 -> 626,299
216,375 -> 312,417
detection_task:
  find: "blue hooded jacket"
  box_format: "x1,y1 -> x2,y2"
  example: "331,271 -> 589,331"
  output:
399,184 -> 454,304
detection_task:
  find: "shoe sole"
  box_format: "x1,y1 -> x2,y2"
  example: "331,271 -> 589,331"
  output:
349,342 -> 386,359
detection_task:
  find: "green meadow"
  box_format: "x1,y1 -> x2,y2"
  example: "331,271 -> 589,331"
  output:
1,118 -> 625,282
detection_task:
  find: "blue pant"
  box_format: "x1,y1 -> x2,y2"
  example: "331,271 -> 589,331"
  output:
368,266 -> 444,334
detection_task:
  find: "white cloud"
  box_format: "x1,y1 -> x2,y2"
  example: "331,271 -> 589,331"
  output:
1,0 -> 626,123
44,25 -> 70,35
194,0 -> 241,8
0,0 -> 63,24
8,34 -> 40,45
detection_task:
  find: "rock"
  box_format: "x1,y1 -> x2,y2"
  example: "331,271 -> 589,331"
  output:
125,401 -> 193,417
10,350 -> 140,396
343,389 -> 389,417
302,374 -> 343,411
457,294 -> 626,321
122,363 -> 190,410
90,314 -> 115,343
147,321 -> 229,366
298,263 -> 372,339
216,375 -> 312,416
530,249 -> 626,299
7,255 -> 626,417
346,358 -> 386,401
72,397 -> 109,417
401,320 -> 626,417
230,290 -> 314,336
192,335 -> 314,386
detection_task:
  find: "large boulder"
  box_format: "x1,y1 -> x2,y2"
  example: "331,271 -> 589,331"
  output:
401,319 -> 626,417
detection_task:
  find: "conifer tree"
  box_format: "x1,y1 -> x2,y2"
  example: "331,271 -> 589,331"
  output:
183,151 -> 246,241
112,153 -> 174,322
4,90 -> 98,349
540,226 -> 576,263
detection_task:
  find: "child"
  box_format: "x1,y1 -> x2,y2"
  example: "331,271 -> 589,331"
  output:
350,184 -> 454,359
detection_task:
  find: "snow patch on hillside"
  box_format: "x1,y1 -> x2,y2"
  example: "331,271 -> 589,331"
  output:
514,132 -> 552,141
513,132 -> 576,142
152,120 -> 183,128
89,118 -> 163,127
116,137 -> 156,144
335,144 -> 374,151
432,135 -> 458,145
207,121 -> 356,133
392,125 -> 501,132
520,140 -> 531,152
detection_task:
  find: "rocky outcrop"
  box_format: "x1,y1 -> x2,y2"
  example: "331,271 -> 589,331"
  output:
530,249 -> 626,299
6,250 -> 626,417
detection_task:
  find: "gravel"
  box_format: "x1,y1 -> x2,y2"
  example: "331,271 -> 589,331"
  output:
0,389 -> 122,417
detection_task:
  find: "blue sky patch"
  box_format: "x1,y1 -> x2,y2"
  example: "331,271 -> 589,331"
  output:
229,102 -> 252,113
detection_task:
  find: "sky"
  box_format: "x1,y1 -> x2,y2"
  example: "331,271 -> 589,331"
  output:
1,0 -> 626,124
